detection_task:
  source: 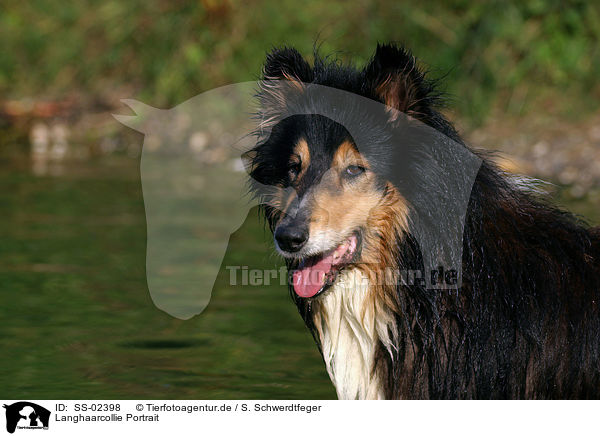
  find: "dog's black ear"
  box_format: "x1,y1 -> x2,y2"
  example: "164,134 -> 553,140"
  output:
263,47 -> 313,84
257,48 -> 312,131
364,43 -> 441,122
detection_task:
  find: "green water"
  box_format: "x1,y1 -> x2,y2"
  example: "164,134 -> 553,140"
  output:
1,154 -> 597,399
0,155 -> 335,399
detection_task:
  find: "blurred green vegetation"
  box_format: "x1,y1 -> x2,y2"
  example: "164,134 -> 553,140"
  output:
1,0 -> 599,124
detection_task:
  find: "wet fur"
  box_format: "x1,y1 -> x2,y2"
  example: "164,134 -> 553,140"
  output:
247,43 -> 600,399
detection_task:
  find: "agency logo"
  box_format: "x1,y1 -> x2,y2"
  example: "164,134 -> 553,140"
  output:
3,402 -> 50,434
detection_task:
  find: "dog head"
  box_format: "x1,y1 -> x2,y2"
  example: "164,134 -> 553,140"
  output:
246,44 -> 470,298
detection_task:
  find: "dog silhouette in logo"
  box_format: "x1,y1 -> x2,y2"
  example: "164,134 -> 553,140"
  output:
3,402 -> 50,433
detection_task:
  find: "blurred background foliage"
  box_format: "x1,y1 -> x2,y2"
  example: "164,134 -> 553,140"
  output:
1,0 -> 599,125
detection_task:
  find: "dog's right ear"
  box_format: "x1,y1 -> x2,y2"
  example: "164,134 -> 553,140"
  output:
258,48 -> 312,131
263,47 -> 313,84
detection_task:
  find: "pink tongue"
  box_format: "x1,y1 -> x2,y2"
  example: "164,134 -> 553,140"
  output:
292,252 -> 335,298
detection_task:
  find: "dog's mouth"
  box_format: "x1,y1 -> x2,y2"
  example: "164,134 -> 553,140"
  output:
291,233 -> 359,298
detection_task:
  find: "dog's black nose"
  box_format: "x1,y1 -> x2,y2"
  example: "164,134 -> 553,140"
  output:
275,225 -> 308,252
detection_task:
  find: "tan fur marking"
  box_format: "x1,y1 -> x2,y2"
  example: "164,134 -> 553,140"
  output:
293,138 -> 310,179
308,142 -> 408,252
332,141 -> 369,170
357,182 -> 409,328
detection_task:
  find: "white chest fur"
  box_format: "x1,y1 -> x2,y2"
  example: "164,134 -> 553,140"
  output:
313,269 -> 396,400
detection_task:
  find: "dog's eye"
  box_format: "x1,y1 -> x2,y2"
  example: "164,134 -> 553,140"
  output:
345,165 -> 366,177
288,162 -> 301,179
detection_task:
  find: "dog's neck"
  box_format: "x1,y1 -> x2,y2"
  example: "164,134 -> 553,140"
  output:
312,268 -> 397,399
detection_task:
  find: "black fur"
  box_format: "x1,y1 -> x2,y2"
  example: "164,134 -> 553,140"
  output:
248,43 -> 600,399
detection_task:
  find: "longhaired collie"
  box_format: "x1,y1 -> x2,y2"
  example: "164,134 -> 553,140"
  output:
245,43 -> 600,399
